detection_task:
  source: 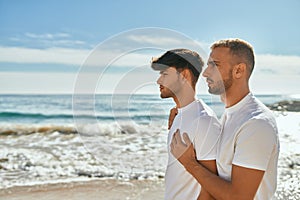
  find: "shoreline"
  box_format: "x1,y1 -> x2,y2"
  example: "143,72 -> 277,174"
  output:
0,179 -> 165,200
0,111 -> 299,199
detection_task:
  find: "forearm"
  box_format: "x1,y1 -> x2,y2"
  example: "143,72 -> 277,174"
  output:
185,160 -> 245,200
198,189 -> 216,200
197,160 -> 217,200
171,131 -> 264,199
197,173 -> 218,200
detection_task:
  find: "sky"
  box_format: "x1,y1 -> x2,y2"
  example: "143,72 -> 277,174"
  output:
0,0 -> 299,95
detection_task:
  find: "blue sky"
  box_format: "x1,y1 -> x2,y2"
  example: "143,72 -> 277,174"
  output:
0,0 -> 299,94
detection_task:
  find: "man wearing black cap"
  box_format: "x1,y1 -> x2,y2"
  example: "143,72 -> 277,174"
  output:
151,49 -> 221,200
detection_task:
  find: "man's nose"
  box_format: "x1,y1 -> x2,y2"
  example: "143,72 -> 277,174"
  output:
157,75 -> 162,85
202,67 -> 209,78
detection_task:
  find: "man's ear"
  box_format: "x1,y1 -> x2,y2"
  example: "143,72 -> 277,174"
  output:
233,63 -> 247,79
180,68 -> 192,83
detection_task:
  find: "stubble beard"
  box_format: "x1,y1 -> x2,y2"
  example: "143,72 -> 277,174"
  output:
160,89 -> 174,99
208,77 -> 233,95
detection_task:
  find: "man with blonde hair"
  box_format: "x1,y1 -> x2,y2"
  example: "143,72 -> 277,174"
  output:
170,39 -> 279,200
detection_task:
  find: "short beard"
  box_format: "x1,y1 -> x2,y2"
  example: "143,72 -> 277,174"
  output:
208,76 -> 233,95
160,90 -> 175,99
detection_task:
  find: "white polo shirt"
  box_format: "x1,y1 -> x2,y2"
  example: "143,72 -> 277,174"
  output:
165,99 -> 221,200
217,93 -> 280,200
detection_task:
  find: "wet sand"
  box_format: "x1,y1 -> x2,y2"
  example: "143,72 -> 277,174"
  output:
0,179 -> 165,200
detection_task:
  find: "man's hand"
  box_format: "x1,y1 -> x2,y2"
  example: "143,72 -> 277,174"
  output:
170,129 -> 197,166
170,130 -> 265,200
168,107 -> 178,129
171,129 -> 217,200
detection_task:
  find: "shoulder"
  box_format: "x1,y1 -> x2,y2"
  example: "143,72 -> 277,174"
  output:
238,118 -> 278,144
194,115 -> 220,125
245,118 -> 277,134
238,95 -> 277,127
244,98 -> 278,134
191,115 -> 221,136
196,99 -> 219,118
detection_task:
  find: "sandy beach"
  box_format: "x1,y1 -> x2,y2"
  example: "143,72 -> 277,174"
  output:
0,179 -> 165,200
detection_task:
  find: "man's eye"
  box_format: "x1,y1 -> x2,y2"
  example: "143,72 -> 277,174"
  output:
210,63 -> 217,67
207,62 -> 216,67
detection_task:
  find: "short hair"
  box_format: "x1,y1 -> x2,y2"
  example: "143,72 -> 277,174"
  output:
211,39 -> 255,76
151,48 -> 204,86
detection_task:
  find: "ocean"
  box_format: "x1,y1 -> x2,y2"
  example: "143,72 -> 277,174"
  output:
0,94 -> 299,199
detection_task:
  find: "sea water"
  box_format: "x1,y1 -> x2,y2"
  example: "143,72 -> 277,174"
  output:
0,94 -> 299,199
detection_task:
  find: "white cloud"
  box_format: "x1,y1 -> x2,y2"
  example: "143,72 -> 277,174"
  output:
9,32 -> 87,49
125,34 -> 208,57
0,72 -> 77,94
256,54 -> 300,75
0,46 -> 154,68
25,32 -> 70,39
0,46 -> 90,65
55,40 -> 86,45
127,35 -> 185,46
0,71 -> 159,94
250,74 -> 299,94
1,70 -> 298,95
0,45 -> 300,77
2,29 -> 209,68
